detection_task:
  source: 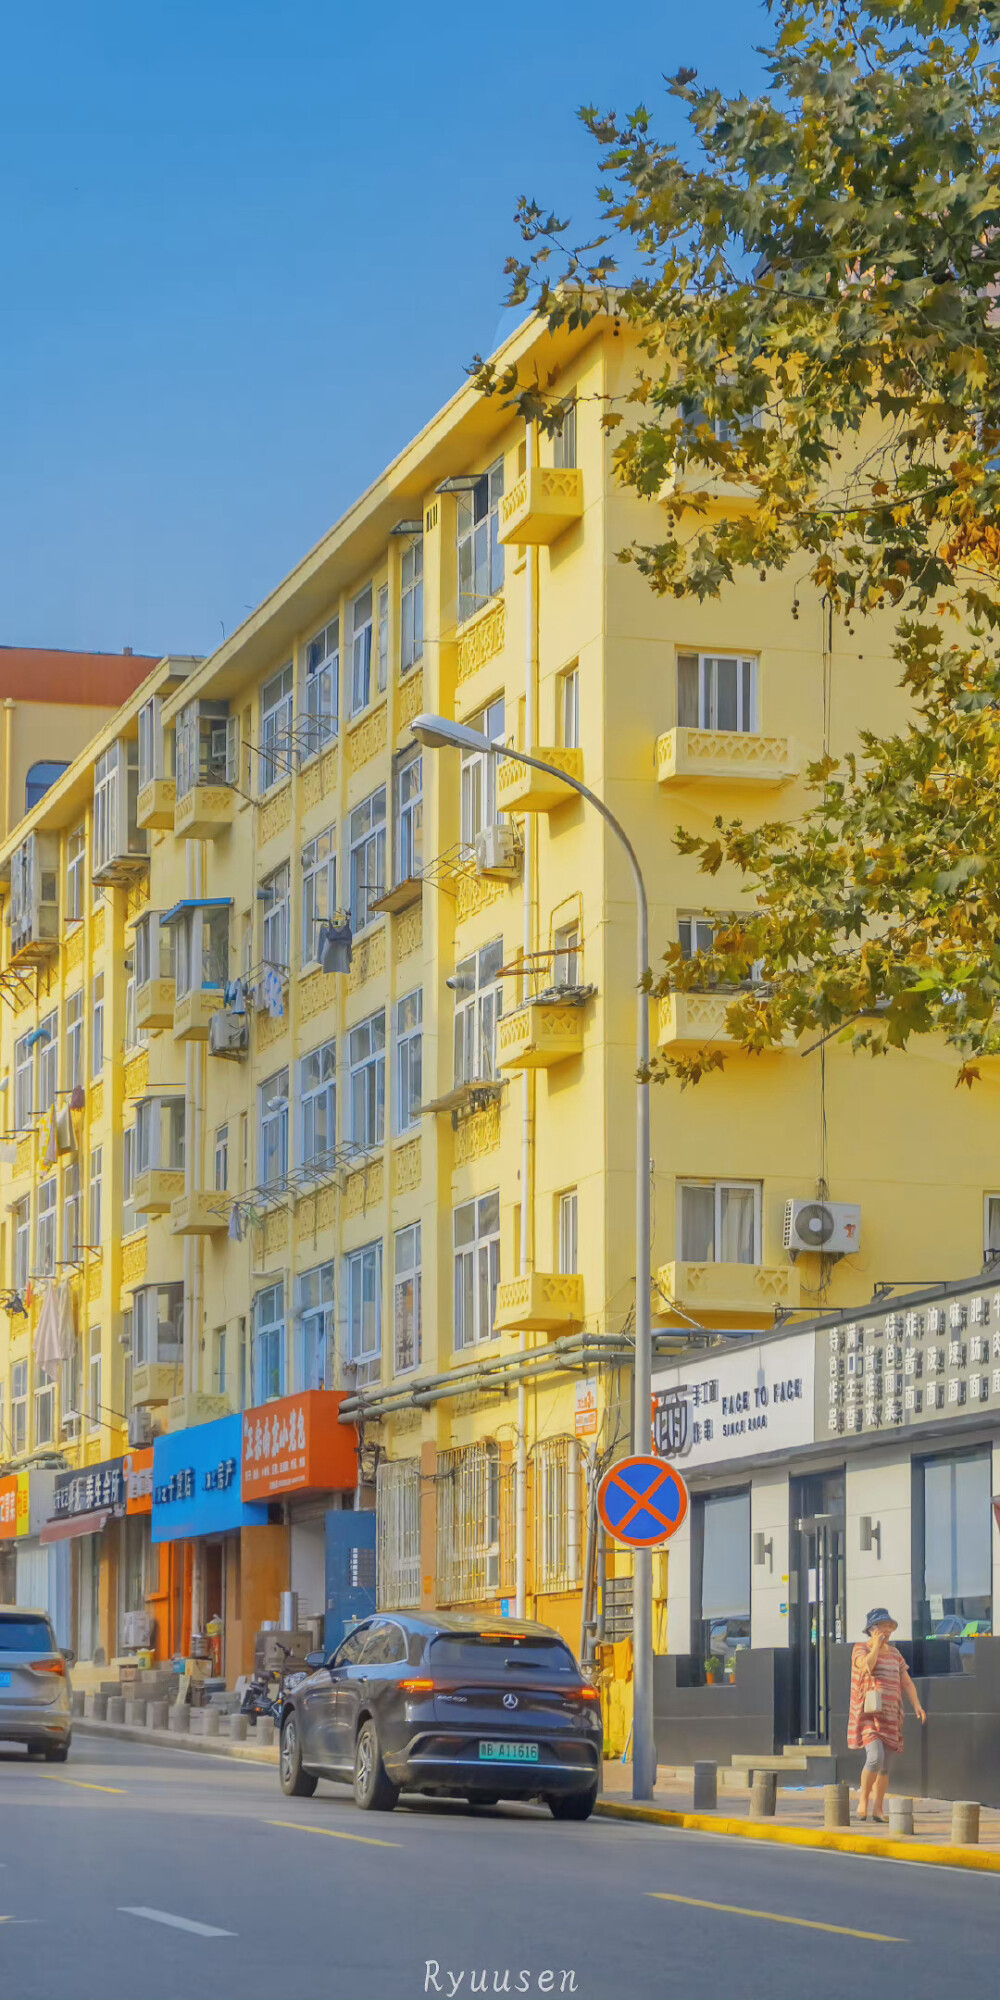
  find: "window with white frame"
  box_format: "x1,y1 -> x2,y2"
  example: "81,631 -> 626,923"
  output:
66,824 -> 86,922
35,1365 -> 55,1448
553,920 -> 582,989
214,1125 -> 229,1193
12,1359 -> 28,1455
124,950 -> 147,1051
350,585 -> 374,715
122,1126 -> 137,1236
92,971 -> 104,1078
92,745 -> 119,879
558,1189 -> 578,1274
38,1014 -> 57,1112
135,1096 -> 185,1176
300,1038 -> 336,1172
395,989 -> 422,1133
400,539 -> 423,673
260,863 -> 290,971
66,989 -> 83,1090
303,618 -> 339,751
253,1280 -> 286,1403
61,1338 -> 80,1433
137,694 -> 165,790
14,1033 -> 32,1130
258,1068 -> 289,1187
134,910 -> 173,989
37,1177 -> 56,1277
89,1147 -> 102,1250
454,1190 -> 501,1349
677,653 -> 758,733
133,1281 -> 183,1369
349,1012 -> 385,1147
552,397 -> 578,470
679,913 -> 716,959
301,827 -> 336,968
457,460 -> 505,621
377,583 -> 389,693
296,1261 -> 335,1392
678,1180 -> 762,1265
88,1325 -> 101,1431
394,749 -> 422,885
13,1197 -> 30,1291
453,938 -> 503,1086
534,1436 -> 582,1591
63,1161 -> 81,1262
259,663 -> 294,793
347,1241 -> 382,1383
460,697 -> 505,846
557,664 -> 580,750
349,787 -> 387,932
394,1223 -> 421,1372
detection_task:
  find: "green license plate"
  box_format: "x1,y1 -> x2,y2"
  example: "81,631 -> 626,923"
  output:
479,1741 -> 539,1763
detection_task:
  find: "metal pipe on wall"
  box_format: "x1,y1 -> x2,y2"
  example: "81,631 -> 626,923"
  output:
516,420 -> 539,1620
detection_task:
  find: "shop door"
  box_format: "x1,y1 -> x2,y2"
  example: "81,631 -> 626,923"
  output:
790,1471 -> 846,1743
324,1510 -> 376,1652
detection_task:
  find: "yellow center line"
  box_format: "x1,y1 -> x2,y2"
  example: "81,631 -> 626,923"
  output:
41,1774 -> 127,1795
266,1817 -> 400,1849
648,1893 -> 905,1942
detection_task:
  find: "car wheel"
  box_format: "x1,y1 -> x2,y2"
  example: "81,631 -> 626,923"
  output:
547,1785 -> 598,1822
353,1718 -> 399,1812
279,1713 -> 317,1798
43,1742 -> 70,1763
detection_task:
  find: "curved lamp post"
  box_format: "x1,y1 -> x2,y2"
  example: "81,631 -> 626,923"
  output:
411,713 -> 656,1801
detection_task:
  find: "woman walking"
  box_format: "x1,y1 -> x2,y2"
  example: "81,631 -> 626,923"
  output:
848,1607 -> 926,1823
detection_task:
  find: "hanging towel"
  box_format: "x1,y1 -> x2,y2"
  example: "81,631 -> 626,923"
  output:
54,1104 -> 77,1157
228,1206 -> 244,1242
224,978 -> 247,1016
41,1112 -> 58,1166
34,1282 -> 62,1378
0,1140 -> 18,1166
262,967 -> 284,1020
53,1281 -> 76,1364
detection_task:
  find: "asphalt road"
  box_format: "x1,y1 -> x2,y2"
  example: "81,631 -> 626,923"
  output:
1,1734 -> 997,2000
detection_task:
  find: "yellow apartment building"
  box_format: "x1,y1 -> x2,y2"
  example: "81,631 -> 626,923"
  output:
1,313 -> 998,1724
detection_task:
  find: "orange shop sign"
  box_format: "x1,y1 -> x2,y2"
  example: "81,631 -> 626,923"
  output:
241,1390 -> 357,1501
0,1472 -> 33,1540
125,1447 -> 154,1515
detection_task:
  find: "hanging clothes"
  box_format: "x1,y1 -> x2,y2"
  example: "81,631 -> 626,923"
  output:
41,1112 -> 57,1166
54,1281 -> 76,1363
34,1283 -> 62,1378
227,1206 -> 244,1242
0,1140 -> 18,1166
261,968 -> 284,1020
54,1104 -> 77,1157
69,1084 -> 86,1112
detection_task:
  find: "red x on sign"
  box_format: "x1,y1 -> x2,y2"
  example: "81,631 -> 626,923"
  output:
597,1454 -> 689,1549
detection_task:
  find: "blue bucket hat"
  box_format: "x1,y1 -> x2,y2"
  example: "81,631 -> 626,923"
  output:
864,1606 -> 897,1634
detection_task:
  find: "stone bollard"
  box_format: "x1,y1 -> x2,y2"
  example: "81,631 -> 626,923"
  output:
167,1704 -> 190,1734
106,1696 -> 126,1723
84,1693 -> 108,1720
952,1800 -> 981,1845
888,1797 -> 914,1837
147,1700 -> 168,1732
823,1782 -> 850,1829
123,1700 -> 143,1726
255,1715 -> 275,1748
203,1709 -> 221,1737
692,1761 -> 718,1811
228,1712 -> 248,1742
70,1689 -> 85,1717
749,1771 -> 777,1818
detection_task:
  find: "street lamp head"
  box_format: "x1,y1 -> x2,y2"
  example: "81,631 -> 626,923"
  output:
411,712 -> 489,755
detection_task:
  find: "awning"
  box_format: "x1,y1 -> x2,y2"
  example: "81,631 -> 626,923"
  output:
159,897 -> 233,927
40,1511 -> 112,1545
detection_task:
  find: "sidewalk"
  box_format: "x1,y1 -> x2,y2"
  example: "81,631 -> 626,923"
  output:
596,1759 -> 1000,1872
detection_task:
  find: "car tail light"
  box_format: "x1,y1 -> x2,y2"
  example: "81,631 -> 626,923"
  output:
576,1685 -> 601,1702
399,1677 -> 436,1693
30,1657 -> 66,1676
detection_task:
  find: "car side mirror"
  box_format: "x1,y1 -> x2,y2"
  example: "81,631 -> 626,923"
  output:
305,1651 -> 328,1671
62,1648 -> 76,1667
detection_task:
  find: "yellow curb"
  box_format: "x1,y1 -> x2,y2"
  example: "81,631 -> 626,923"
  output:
594,1798 -> 1000,1874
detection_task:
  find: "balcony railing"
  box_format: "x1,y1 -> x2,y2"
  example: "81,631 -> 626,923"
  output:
498,466 -> 583,546
655,1259 -> 801,1316
494,1272 -> 584,1334
496,746 -> 583,815
656,727 -> 798,789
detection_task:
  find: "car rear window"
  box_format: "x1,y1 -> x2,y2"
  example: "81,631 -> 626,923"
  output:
428,1632 -> 578,1673
0,1615 -> 55,1652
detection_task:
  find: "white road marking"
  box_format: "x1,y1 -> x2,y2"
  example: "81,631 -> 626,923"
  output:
118,1906 -> 235,1937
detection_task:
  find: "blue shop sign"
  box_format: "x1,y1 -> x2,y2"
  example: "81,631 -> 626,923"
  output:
152,1414 -> 268,1544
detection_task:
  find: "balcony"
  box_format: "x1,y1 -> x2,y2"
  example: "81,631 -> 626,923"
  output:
130,1362 -> 178,1409
497,999 -> 585,1072
656,727 -> 798,790
493,1272 -> 585,1334
136,977 -> 176,1032
133,1167 -> 185,1215
173,987 -> 224,1042
656,1259 -> 801,1316
496,747 -> 583,815
169,1190 -> 229,1236
136,778 -> 177,831
657,992 -> 797,1053
498,466 -> 584,546
370,875 -> 422,915
167,1390 -> 230,1432
173,785 -> 234,841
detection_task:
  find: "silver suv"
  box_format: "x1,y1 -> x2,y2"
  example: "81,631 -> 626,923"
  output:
0,1607 -> 73,1760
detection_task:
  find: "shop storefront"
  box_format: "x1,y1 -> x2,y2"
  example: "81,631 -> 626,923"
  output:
120,1447 -> 154,1653
152,1413 -> 270,1680
41,1459 -> 124,1659
0,1469 -> 66,1638
241,1389 -> 358,1643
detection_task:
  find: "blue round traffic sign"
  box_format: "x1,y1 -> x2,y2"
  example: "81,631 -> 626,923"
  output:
597,1454 -> 689,1549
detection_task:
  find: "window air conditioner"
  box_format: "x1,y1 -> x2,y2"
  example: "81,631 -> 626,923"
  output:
208,1009 -> 249,1058
474,824 -> 516,878
128,1407 -> 154,1449
783,1198 -> 862,1260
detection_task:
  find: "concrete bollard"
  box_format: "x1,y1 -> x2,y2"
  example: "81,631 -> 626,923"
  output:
255,1715 -> 275,1748
167,1704 -> 190,1733
228,1713 -> 248,1742
952,1800 -> 981,1845
106,1696 -> 126,1723
749,1771 -> 777,1818
84,1693 -> 108,1720
123,1699 -> 143,1726
888,1797 -> 914,1837
202,1709 -> 221,1737
147,1700 -> 168,1731
692,1761 -> 718,1811
70,1689 -> 85,1717
823,1783 -> 850,1829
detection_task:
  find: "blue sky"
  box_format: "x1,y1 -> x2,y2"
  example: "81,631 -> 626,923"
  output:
0,1 -> 765,658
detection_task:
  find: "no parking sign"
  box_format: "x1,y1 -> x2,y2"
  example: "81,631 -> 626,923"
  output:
597,1454 -> 689,1548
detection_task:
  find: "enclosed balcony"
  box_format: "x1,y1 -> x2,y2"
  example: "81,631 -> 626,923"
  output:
173,697 -> 235,839
132,909 -> 176,1031
169,1189 -> 229,1236
137,778 -> 176,831
655,1259 -> 801,1316
133,1095 -> 186,1214
167,1391 -> 230,1431
137,692 -> 177,828
129,1282 -> 183,1406
498,466 -> 583,546
494,1273 -> 585,1334
496,747 -> 583,814
161,899 -> 231,1042
130,1361 -> 177,1408
656,726 -> 798,789
497,998 -> 585,1072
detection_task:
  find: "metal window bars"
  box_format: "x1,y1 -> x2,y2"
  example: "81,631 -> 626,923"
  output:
435,1442 -> 513,1604
375,1457 -> 422,1610
208,1135 -> 382,1231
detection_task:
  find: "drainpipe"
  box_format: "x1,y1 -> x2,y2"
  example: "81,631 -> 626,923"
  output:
516,423 -> 539,1619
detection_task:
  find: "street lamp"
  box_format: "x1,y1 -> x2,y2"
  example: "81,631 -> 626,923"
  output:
411,714 -> 657,1801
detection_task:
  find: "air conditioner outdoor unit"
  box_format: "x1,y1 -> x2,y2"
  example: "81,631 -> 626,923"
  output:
783,1198 -> 862,1260
128,1407 -> 154,1448
208,1008 -> 249,1058
474,824 -> 516,878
